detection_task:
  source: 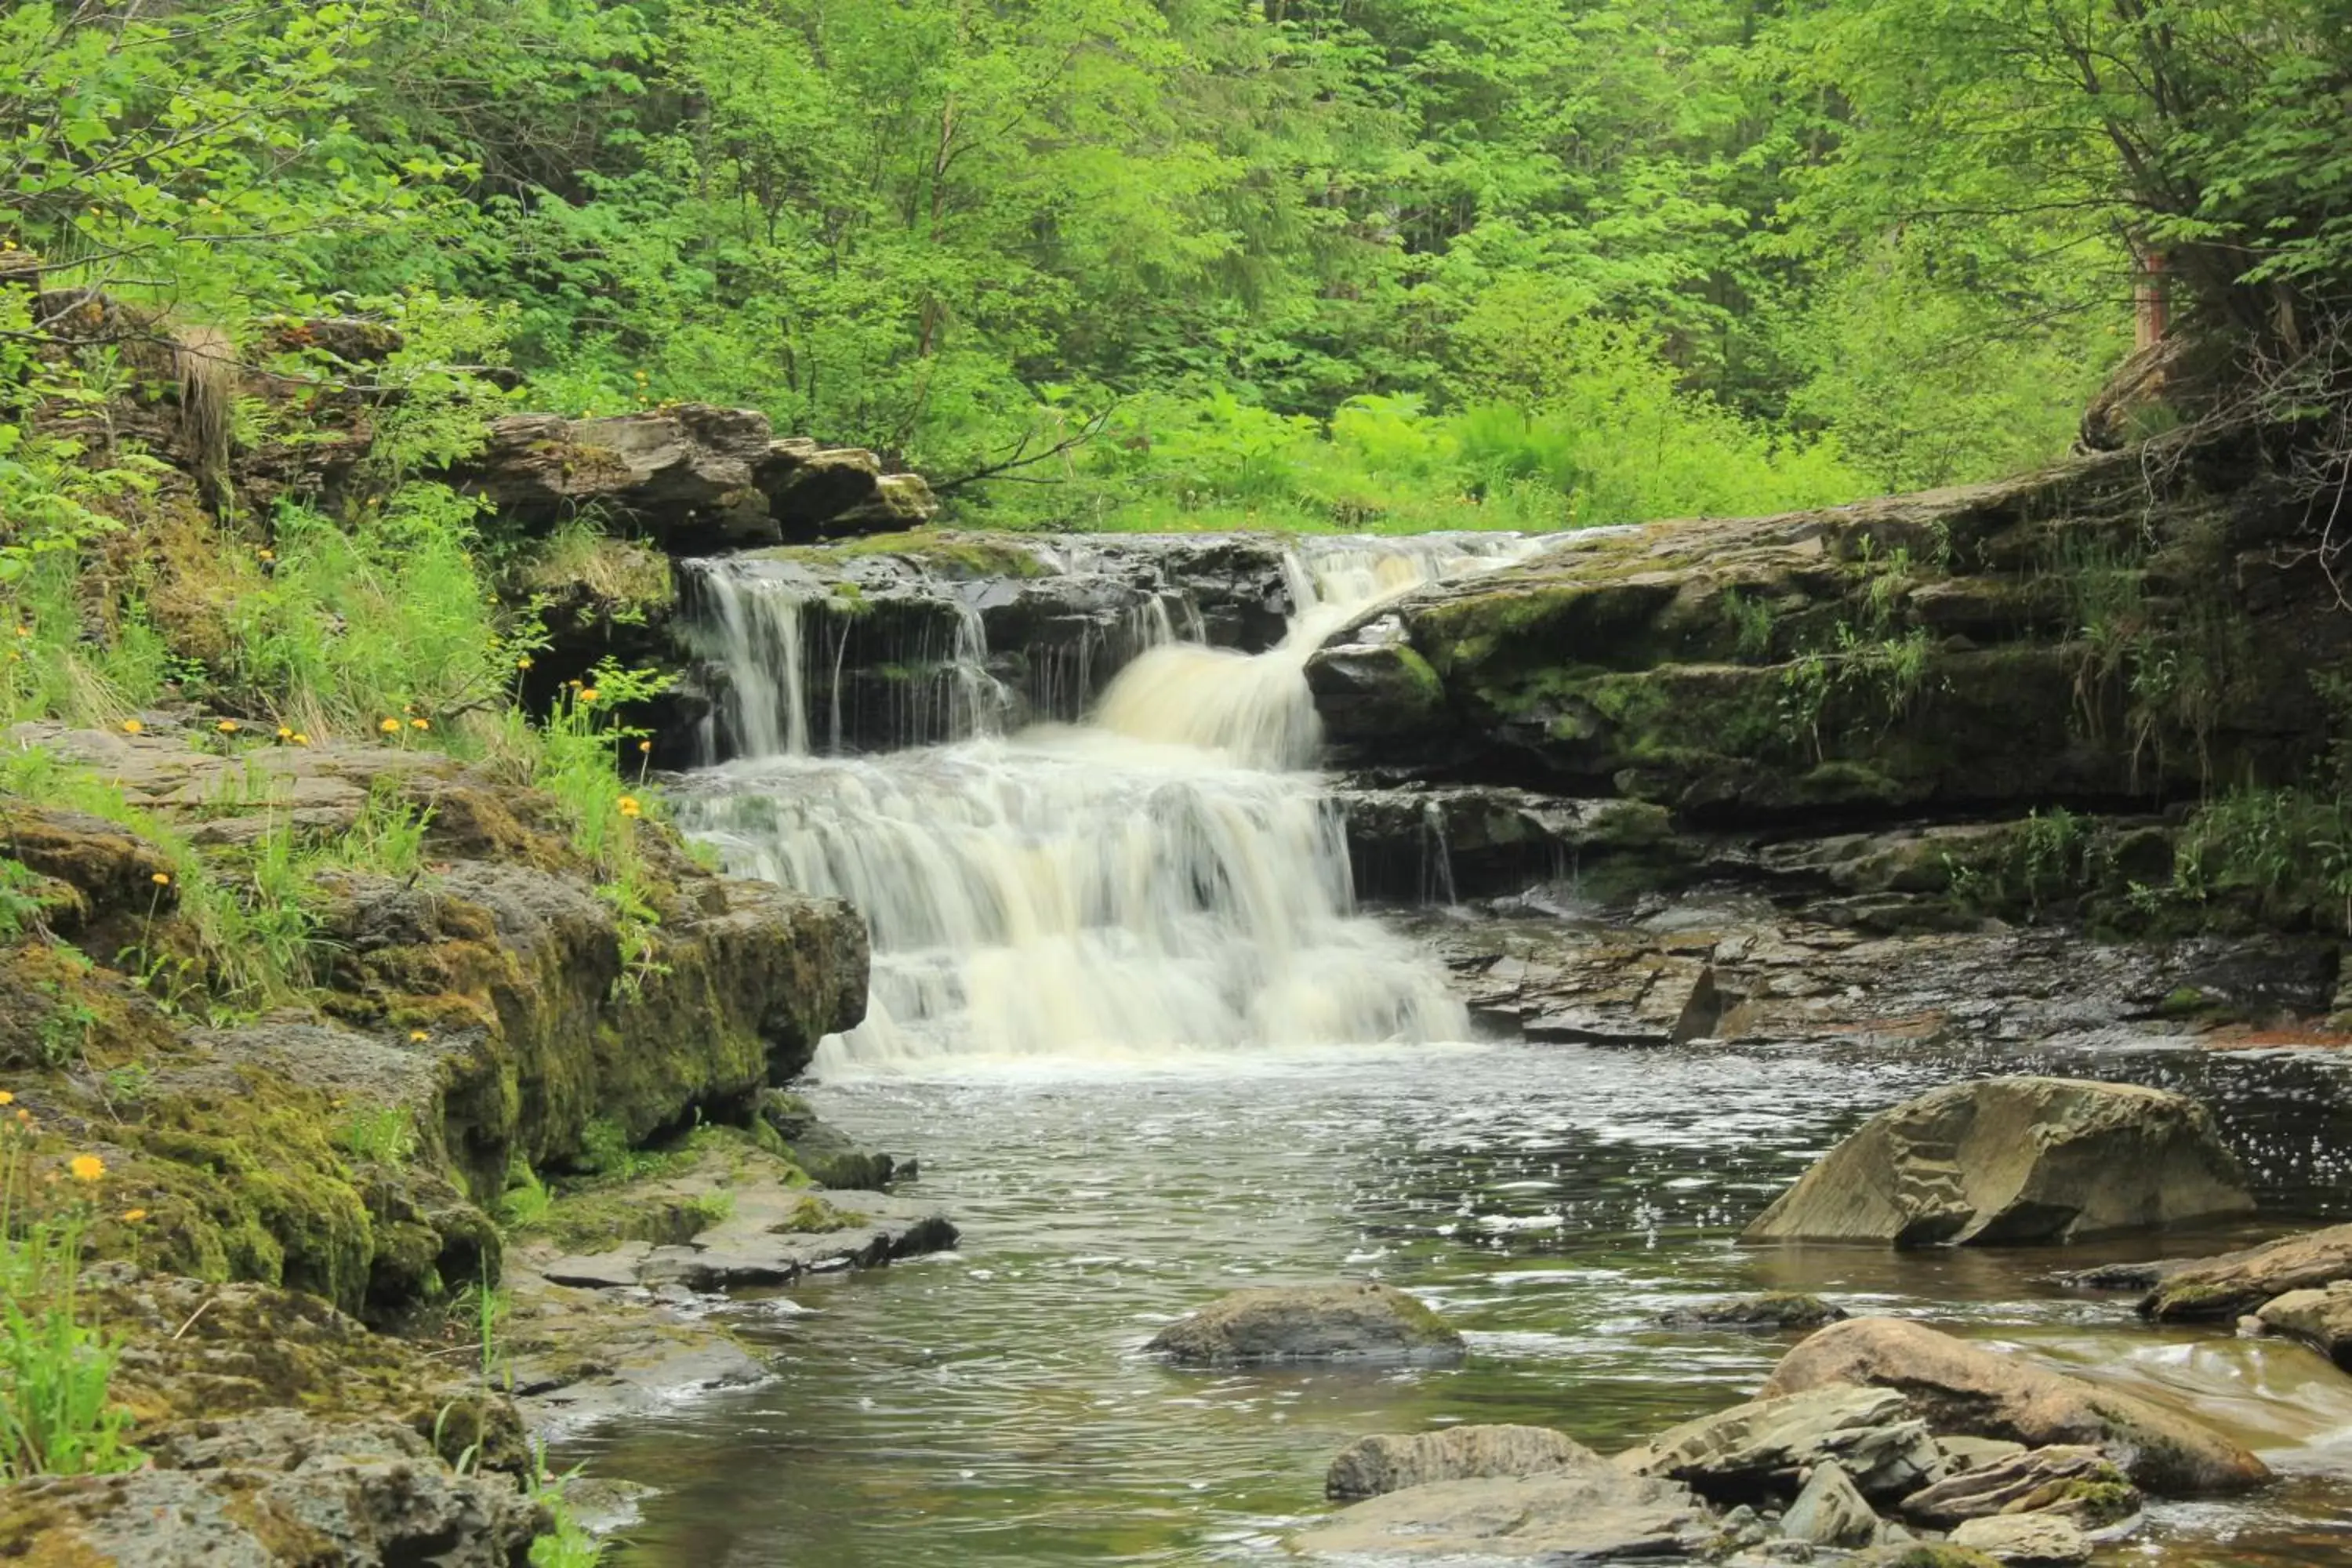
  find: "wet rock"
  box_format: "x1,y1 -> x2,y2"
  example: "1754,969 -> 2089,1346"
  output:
1931,1436 -> 2029,1474
758,1090 -> 897,1189
1897,1446 -> 2137,1528
758,438 -> 936,541
1145,1282 -> 1465,1366
0,1411 -> 538,1567
1740,1077 -> 2252,1247
1658,1293 -> 1849,1330
1849,1547 -> 2002,1568
2141,1221 -> 2352,1322
1293,1465 -> 1711,1560
1619,1385 -> 1943,1502
1780,1460 -> 1883,1548
2251,1279 -> 2352,1370
0,800 -> 178,935
1759,1317 -> 2269,1495
1325,1425 -> 1596,1501
2055,1259 -> 2186,1292
1950,1512 -> 2092,1564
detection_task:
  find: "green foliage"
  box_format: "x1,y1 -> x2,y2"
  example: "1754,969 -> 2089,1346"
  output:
335,1105 -> 419,1167
0,1117 -> 141,1482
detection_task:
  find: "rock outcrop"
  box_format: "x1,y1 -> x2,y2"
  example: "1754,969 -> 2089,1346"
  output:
1145,1282 -> 1465,1365
1741,1077 -> 2252,1247
1780,1460 -> 1885,1548
1759,1317 -> 2270,1495
448,406 -> 935,551
2252,1280 -> 2352,1369
1896,1445 -> 2138,1529
1950,1511 -> 2093,1565
1325,1425 -> 1595,1501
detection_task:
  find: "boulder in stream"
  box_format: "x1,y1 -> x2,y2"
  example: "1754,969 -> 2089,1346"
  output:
1657,1292 -> 1849,1330
1950,1510 -> 2094,1565
1741,1076 -> 2252,1247
2252,1279 -> 2352,1370
1897,1444 -> 2139,1528
1759,1316 -> 2270,1496
1326,1425 -> 1596,1501
1145,1282 -> 1465,1365
1779,1459 -> 1885,1548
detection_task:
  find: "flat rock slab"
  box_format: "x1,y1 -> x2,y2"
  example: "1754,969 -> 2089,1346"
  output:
1742,1076 -> 2252,1247
1899,1444 -> 2137,1528
1761,1316 -> 2270,1496
544,1189 -> 958,1292
2143,1221 -> 2352,1321
1952,1510 -> 2094,1564
1294,1467 -> 1710,1560
1147,1282 -> 1465,1365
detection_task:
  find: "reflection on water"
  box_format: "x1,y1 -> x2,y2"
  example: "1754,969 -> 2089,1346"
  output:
562,1036 -> 2352,1566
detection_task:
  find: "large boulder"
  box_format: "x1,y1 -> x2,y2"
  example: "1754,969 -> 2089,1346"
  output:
1618,1385 -> 1943,1501
1897,1445 -> 2140,1527
1145,1282 -> 1465,1366
2252,1280 -> 2352,1369
2140,1221 -> 2352,1322
1741,1077 -> 2252,1247
1326,1425 -> 1595,1501
1950,1511 -> 2092,1565
1293,1464 -> 1711,1560
1759,1317 -> 2269,1495
1657,1292 -> 1848,1330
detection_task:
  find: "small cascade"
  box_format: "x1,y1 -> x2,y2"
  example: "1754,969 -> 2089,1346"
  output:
675,530 -> 1540,1070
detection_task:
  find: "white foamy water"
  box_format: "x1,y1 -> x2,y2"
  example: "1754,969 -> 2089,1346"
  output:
675,533 -> 1537,1070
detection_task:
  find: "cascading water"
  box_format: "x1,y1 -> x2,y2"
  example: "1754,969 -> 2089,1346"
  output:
673,534 -> 1536,1071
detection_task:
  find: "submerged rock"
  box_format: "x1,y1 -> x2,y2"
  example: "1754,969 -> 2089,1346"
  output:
1759,1317 -> 2269,1495
1658,1293 -> 1849,1330
2140,1221 -> 2352,1322
1294,1465 -> 1711,1560
1741,1077 -> 2252,1247
1145,1282 -> 1465,1365
1619,1385 -> 1942,1502
1325,1425 -> 1595,1501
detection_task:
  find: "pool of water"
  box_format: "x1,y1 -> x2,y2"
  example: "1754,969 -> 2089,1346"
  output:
562,1033 -> 2352,1566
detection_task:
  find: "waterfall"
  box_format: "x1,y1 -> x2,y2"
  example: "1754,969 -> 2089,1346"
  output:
675,532 -> 1536,1071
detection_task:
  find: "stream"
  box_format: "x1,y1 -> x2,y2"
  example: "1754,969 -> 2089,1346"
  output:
565,534 -> 2352,1566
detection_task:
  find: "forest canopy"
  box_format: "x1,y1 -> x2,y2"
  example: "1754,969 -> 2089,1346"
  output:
5,0 -> 2350,531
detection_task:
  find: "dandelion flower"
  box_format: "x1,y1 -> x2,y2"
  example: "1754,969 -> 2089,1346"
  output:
257,548 -> 276,562
408,1029 -> 430,1043
277,727 -> 293,740
379,717 -> 401,735
122,718 -> 143,735
69,1154 -> 105,1182
216,719 -> 239,734
0,1091 -> 13,1106
122,1208 -> 147,1223
579,688 -> 600,704
637,741 -> 652,754
617,796 -> 643,819
410,717 -> 430,731
292,733 -> 310,746
151,873 -> 172,887
13,625 -> 27,637
515,657 -> 533,671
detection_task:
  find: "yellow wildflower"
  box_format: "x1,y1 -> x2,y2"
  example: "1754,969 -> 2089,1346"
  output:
408,1029 -> 430,1043
121,718 -> 143,735
0,1091 -> 13,1106
257,548 -> 276,562
151,873 -> 171,887
515,657 -> 533,671
410,717 -> 430,731
292,733 -> 310,746
277,727 -> 294,740
122,1208 -> 147,1223
637,741 -> 652,754
216,719 -> 239,734
69,1155 -> 104,1182
579,688 -> 600,704
617,796 -> 643,819
13,625 -> 27,637
379,717 -> 401,735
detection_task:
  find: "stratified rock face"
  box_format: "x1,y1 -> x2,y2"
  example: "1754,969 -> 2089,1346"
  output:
2141,1221 -> 2352,1322
1897,1445 -> 2139,1529
1780,1460 -> 1884,1548
1293,1465 -> 1711,1560
1619,1385 -> 1944,1502
447,405 -> 936,552
1325,1425 -> 1596,1501
1741,1077 -> 2252,1247
1759,1316 -> 2270,1496
1145,1282 -> 1465,1365
1305,437 -> 2352,828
